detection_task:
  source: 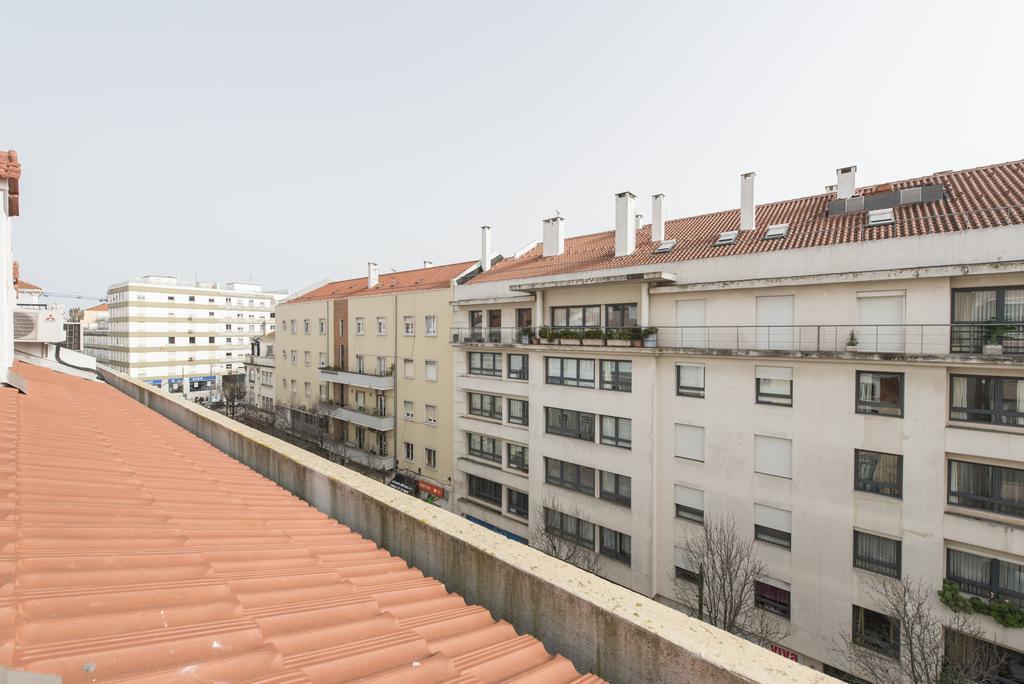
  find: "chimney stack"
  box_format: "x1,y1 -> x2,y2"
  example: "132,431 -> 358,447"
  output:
367,262 -> 379,288
480,226 -> 492,272
542,216 -> 565,257
740,172 -> 756,231
423,260 -> 433,268
836,165 -> 857,200
615,191 -> 636,257
651,194 -> 665,242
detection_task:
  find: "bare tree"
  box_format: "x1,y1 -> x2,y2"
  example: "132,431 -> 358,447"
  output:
673,513 -> 788,647
221,374 -> 247,419
311,399 -> 336,450
531,498 -> 601,574
833,575 -> 1005,684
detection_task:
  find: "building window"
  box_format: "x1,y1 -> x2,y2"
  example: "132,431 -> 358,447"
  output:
856,371 -> 904,417
467,432 -> 500,463
467,475 -> 502,507
544,457 -> 595,495
468,352 -> 502,377
551,305 -> 601,328
674,424 -> 705,462
424,360 -> 438,381
599,416 -> 632,448
425,315 -> 437,336
425,404 -> 437,426
404,401 -> 414,420
507,354 -> 528,380
290,320 -> 296,334
356,318 -> 365,335
303,319 -> 310,334
188,295 -> 195,302
404,442 -> 415,461
755,366 -> 793,406
544,508 -> 595,548
545,407 -> 595,441
754,504 -> 791,549
545,357 -> 595,387
948,548 -> 1024,606
600,360 -> 632,392
404,316 -> 414,336
951,286 -> 1024,354
403,359 -> 414,378
425,448 -> 437,468
948,460 -> 1024,518
507,489 -> 529,518
304,382 -> 311,396
376,317 -> 386,335
676,364 -> 705,398
507,398 -> 529,426
754,435 -> 792,479
754,581 -> 791,619
208,336 -> 215,343
950,375 -> 1024,426
852,605 -> 900,658
516,308 -> 532,328
599,528 -> 632,565
855,449 -> 903,498
319,318 -> 326,334
853,531 -> 901,578
188,336 -> 196,344
605,303 -> 638,328
304,351 -> 311,366
674,547 -> 701,584
507,443 -> 528,472
468,392 -> 502,420
674,485 -> 704,523
291,350 -> 296,365
600,472 -> 631,507
167,336 -> 175,344
469,310 -> 483,331
319,352 -> 326,368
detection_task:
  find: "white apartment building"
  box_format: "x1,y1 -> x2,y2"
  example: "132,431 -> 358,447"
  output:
91,276 -> 286,399
450,160 -> 1024,677
244,331 -> 276,420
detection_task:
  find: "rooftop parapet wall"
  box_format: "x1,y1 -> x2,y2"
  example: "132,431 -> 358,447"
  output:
99,367 -> 835,684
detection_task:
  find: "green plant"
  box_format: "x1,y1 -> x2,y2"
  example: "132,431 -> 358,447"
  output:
583,328 -> 604,340
519,327 -> 533,340
846,330 -> 858,346
559,328 -> 583,340
988,324 -> 1017,345
538,326 -> 554,342
938,579 -> 1024,628
642,327 -> 659,338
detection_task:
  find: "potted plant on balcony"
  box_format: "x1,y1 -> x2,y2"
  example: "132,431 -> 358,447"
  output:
983,324 -> 1016,355
642,327 -> 659,348
582,328 -> 604,346
538,326 -> 555,344
559,328 -> 583,345
519,327 -> 532,345
625,326 -> 644,347
604,327 -> 627,347
845,330 -> 859,352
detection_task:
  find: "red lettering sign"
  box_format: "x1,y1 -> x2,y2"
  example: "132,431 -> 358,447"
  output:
418,481 -> 445,498
769,644 -> 799,662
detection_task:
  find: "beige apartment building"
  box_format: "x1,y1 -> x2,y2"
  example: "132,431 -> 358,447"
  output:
450,160 -> 1024,678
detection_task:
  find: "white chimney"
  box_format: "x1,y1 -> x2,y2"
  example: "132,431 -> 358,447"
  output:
367,262 -> 379,288
542,216 -> 564,257
615,191 -> 636,257
634,213 -> 643,232
836,165 -> 857,200
740,172 -> 756,231
480,226 -> 492,272
651,194 -> 665,242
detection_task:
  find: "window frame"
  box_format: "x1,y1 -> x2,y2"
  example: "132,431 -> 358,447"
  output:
853,530 -> 902,578
949,374 -> 1024,427
855,449 -> 903,498
599,471 -> 632,507
676,364 -> 705,398
507,398 -> 529,426
507,353 -> 529,380
468,392 -> 502,420
467,474 -> 502,507
855,370 -> 905,417
507,489 -> 529,518
467,432 -> 501,463
544,508 -> 595,548
545,406 -> 596,442
599,527 -> 632,565
544,457 -> 595,495
852,605 -> 900,658
600,359 -> 632,392
550,305 -> 601,328
545,357 -> 596,388
755,524 -> 791,549
604,303 -> 639,328
756,376 -> 793,406
468,351 -> 503,377
507,443 -> 529,473
599,415 -> 632,449
754,581 -> 791,619
947,548 -> 1024,606
947,459 -> 1024,518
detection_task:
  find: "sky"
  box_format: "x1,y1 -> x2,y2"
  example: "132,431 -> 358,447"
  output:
3,0 -> 1023,304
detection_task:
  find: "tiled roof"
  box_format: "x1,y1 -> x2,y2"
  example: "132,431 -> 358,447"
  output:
0,362 -> 598,683
14,279 -> 42,293
1,150 -> 21,216
471,159 -> 1024,284
290,261 -> 478,303
86,303 -> 109,312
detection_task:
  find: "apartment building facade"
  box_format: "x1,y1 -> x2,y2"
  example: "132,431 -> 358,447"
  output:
91,276 -> 285,399
450,160 -> 1024,677
244,331 -> 276,420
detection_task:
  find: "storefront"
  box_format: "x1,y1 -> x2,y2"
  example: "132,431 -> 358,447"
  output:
189,375 -> 215,392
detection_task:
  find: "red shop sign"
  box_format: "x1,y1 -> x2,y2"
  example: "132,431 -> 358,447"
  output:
769,644 -> 799,662
418,481 -> 445,498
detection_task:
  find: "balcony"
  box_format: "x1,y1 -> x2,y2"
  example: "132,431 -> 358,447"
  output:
326,402 -> 395,431
323,439 -> 396,471
319,365 -> 395,390
450,324 -> 1024,361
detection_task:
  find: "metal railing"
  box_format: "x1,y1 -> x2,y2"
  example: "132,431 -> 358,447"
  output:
450,323 -> 1024,356
322,356 -> 395,377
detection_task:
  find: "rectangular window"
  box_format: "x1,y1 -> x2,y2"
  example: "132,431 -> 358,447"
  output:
507,443 -> 528,472
599,528 -> 632,565
425,315 -> 437,336
425,448 -> 437,468
950,375 -> 1024,426
948,548 -> 1024,606
507,354 -> 528,380
551,305 -> 601,328
356,318 -> 364,335
676,364 -> 705,398
544,457 -> 595,495
467,432 -> 500,462
319,352 -> 326,367
674,424 -> 705,462
425,404 -> 437,426
319,318 -> 326,334
208,337 -> 215,343
756,366 -> 793,406
468,392 -> 502,420
469,310 -> 483,330
188,295 -> 195,302
304,319 -> 310,334
546,357 -> 595,387
856,371 -> 904,417
600,360 -> 632,392
507,489 -> 529,518
854,531 -> 901,578
516,308 -> 533,328
674,546 -> 701,583
304,381 -> 311,396
404,442 -> 414,461
403,316 -> 414,336
188,336 -> 196,344
754,504 -> 791,549
600,471 -> 631,507
674,485 -> 704,523
508,398 -> 529,426
754,435 -> 792,479
424,360 -> 438,382
468,352 -> 503,377
468,474 -> 502,506
404,359 -> 414,378
605,303 -> 638,328
600,415 -> 632,448
948,459 -> 1024,518
544,508 -> 595,548
855,449 -> 903,498
304,351 -> 311,366
167,336 -> 175,344
755,581 -> 791,619
951,286 -> 1024,354
545,407 -> 595,441
376,317 -> 386,335
852,605 -> 900,658
403,401 -> 414,420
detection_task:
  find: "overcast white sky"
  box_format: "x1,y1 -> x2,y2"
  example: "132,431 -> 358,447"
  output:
4,1 -> 1022,302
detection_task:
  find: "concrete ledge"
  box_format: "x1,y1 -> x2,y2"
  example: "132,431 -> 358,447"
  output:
99,368 -> 834,684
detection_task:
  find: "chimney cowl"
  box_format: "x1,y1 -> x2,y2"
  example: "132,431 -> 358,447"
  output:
836,165 -> 857,200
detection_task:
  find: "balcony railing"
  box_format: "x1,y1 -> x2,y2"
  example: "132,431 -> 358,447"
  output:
320,362 -> 396,390
450,323 -> 1024,357
325,402 -> 395,431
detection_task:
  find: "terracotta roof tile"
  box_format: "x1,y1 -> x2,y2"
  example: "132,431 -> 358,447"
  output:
86,303 -> 109,312
471,159 -> 1024,284
1,150 -> 21,217
0,362 -> 598,683
290,261 -> 477,303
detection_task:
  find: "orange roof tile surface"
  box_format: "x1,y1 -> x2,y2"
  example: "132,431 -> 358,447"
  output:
13,278 -> 42,293
1,150 -> 21,216
290,261 -> 477,303
0,362 -> 599,683
470,159 -> 1024,284
86,303 -> 109,312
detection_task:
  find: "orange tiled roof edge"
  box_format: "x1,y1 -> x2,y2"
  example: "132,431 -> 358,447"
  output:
289,260 -> 478,303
